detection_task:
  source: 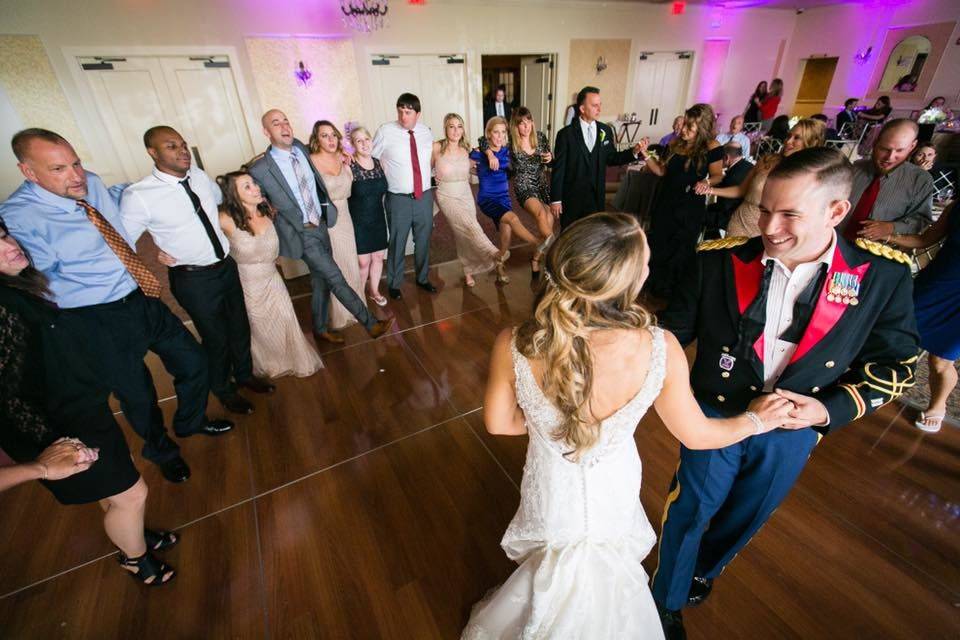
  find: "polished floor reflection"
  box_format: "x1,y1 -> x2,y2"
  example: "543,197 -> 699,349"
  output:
1,246 -> 958,638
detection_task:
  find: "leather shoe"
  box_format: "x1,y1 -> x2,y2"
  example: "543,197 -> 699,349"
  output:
416,280 -> 438,293
388,288 -> 402,300
239,376 -> 275,394
190,418 -> 235,436
367,318 -> 393,339
158,456 -> 191,483
315,330 -> 345,345
220,393 -> 254,415
657,604 -> 686,640
687,576 -> 713,607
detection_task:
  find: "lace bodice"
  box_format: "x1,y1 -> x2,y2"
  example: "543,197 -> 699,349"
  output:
435,151 -> 471,183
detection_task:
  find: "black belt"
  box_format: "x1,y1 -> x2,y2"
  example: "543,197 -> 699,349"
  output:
169,258 -> 228,273
389,190 -> 431,199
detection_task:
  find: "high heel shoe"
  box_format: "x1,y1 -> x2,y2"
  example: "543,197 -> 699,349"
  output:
496,249 -> 511,285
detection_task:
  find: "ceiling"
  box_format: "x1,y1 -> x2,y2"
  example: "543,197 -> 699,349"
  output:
580,0 -> 866,9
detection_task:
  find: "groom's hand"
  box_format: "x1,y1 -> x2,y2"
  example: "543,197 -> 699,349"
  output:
774,388 -> 829,427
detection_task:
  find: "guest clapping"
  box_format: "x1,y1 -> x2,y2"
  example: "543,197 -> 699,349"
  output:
347,127 -> 389,306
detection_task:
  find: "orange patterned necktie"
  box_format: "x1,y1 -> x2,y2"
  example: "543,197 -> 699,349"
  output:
77,199 -> 163,298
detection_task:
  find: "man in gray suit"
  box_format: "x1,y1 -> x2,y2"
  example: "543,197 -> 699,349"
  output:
248,109 -> 391,344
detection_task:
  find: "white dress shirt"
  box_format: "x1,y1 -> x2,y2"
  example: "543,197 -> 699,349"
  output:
120,166 -> 227,266
761,233 -> 836,390
371,120 -> 434,195
495,101 -> 505,117
579,117 -> 597,152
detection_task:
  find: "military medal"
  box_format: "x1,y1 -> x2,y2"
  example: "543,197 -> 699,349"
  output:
828,273 -> 861,306
719,353 -> 736,371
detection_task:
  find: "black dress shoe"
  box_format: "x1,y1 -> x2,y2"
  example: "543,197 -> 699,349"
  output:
416,280 -> 438,293
197,419 -> 235,436
687,576 -> 713,607
158,456 -> 191,483
220,393 -> 254,415
239,376 -> 275,394
657,605 -> 687,640
388,288 -> 402,300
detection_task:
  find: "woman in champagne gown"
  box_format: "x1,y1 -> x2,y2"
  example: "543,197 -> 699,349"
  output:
465,213 -> 797,639
432,113 -> 507,286
309,120 -> 367,329
218,171 -> 322,378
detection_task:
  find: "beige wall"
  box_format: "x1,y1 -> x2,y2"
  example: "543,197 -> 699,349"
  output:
568,39 -> 632,119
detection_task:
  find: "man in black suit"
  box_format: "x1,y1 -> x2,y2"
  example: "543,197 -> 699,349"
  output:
703,143 -> 754,238
247,109 -> 391,345
550,86 -> 641,228
482,84 -> 512,127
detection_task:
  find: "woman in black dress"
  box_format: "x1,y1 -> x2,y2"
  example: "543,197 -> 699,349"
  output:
348,126 -> 390,307
0,222 -> 176,586
744,81 -> 767,123
639,103 -> 724,299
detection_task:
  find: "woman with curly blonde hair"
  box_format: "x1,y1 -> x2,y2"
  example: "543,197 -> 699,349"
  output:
464,212 -> 801,639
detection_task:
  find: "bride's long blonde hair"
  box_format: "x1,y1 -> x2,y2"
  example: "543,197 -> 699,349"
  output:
516,212 -> 654,460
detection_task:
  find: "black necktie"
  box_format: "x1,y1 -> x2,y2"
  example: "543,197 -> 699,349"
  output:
734,261 -> 774,361
180,178 -> 225,260
779,263 -> 829,344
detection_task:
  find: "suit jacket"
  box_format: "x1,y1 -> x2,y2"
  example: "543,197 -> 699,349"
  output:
660,235 -> 919,433
836,110 -> 856,136
483,101 -> 512,126
247,139 -> 337,260
550,120 -> 636,226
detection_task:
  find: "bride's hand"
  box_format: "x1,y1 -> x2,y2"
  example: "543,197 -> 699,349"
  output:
746,394 -> 805,433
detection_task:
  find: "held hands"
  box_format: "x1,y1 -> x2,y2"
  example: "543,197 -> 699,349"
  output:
36,437 -> 99,481
486,148 -> 499,171
637,137 -> 650,155
857,220 -> 895,241
746,394 -> 809,433
775,389 -> 829,427
157,249 -> 177,267
694,180 -> 712,196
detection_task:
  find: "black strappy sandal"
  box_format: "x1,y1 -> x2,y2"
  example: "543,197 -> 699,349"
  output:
144,529 -> 178,552
118,551 -> 176,587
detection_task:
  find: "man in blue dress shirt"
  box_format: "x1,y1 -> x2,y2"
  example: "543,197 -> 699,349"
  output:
0,128 -> 233,483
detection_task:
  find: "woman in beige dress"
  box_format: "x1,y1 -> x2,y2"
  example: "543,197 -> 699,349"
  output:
432,113 -> 509,287
217,171 -> 322,378
309,120 -> 367,329
698,118 -> 826,237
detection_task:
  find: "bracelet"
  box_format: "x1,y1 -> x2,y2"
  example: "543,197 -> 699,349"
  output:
744,411 -> 765,435
37,461 -> 48,480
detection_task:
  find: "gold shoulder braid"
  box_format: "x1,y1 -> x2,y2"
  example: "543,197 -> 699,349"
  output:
697,236 -> 749,252
854,238 -> 912,266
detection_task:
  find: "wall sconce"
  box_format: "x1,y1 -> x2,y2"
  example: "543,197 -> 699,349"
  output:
853,46 -> 872,65
596,56 -> 607,74
294,60 -> 312,87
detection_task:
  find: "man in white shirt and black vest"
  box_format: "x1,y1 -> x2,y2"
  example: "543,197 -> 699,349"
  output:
121,126 -> 276,416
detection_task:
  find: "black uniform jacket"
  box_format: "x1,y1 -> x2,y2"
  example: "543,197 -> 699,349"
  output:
660,235 -> 920,433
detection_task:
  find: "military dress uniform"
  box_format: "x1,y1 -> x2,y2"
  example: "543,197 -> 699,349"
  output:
651,234 -> 920,612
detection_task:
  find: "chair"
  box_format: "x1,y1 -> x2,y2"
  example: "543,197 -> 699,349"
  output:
837,121 -> 854,140
755,137 -> 783,158
742,122 -> 762,134
932,171 -> 956,202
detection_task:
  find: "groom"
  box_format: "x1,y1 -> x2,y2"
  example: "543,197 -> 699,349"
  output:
248,109 -> 391,344
652,147 -> 920,639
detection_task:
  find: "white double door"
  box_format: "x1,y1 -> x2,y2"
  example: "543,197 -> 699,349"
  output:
520,55 -> 556,141
79,55 -> 254,183
631,52 -> 694,140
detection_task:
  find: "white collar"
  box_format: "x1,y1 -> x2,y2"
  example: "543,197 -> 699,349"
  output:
762,231 -> 836,276
152,167 -> 189,184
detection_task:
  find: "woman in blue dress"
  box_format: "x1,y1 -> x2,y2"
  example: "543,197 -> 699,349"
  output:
470,117 -> 541,280
891,201 -> 959,433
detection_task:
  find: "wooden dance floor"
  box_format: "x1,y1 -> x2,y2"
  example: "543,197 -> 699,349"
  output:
1,245 -> 957,638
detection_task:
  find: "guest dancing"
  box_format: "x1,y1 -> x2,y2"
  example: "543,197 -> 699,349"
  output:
743,80 -> 767,124
510,108 -> 555,278
889,201 -> 959,433
309,120 -> 366,330
836,98 -> 859,137
432,113 -> 505,287
0,222 -> 177,586
700,117 -> 826,237
217,171 -> 323,379
470,117 -> 542,280
758,78 -> 783,129
463,212 -> 799,639
640,104 -> 724,299
347,126 -> 389,307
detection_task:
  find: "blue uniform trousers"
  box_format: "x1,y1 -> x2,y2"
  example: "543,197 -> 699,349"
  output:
651,402 -> 820,610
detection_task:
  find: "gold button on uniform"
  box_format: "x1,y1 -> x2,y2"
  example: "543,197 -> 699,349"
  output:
750,385 -> 757,391
722,346 -> 730,353
721,371 -> 730,378
811,386 -> 820,393
717,395 -> 726,402
825,361 -> 835,368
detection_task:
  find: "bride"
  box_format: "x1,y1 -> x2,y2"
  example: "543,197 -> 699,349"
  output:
463,212 -> 803,639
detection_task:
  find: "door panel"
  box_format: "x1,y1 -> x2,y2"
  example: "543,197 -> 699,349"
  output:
520,56 -> 547,133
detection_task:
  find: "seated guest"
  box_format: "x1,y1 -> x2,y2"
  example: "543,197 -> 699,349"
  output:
836,98 -> 859,137
858,96 -> 892,124
659,116 -> 684,147
889,201 -> 959,433
121,126 -> 275,416
0,222 -> 176,586
716,115 -> 753,162
911,141 -> 956,187
810,113 -> 838,140
217,171 -> 323,379
842,119 -> 935,241
917,97 -> 954,144
766,115 -> 791,144
0,129 -> 231,485
483,84 -> 513,125
704,142 -> 754,238
347,126 -> 389,306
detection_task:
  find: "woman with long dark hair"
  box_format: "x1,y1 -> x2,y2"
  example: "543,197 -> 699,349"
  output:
0,221 -> 176,586
744,80 -> 767,123
759,78 -> 783,128
639,103 -> 724,298
218,172 -> 322,378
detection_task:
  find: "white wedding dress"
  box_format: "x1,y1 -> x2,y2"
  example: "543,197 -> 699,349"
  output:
463,327 -> 667,640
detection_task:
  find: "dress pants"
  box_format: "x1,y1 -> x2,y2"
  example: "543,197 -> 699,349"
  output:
60,290 -> 209,464
651,402 -> 820,611
168,257 -> 253,398
385,191 -> 434,289
300,223 -> 375,334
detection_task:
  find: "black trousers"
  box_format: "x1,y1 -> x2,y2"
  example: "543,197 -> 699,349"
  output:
168,257 -> 253,399
61,290 -> 208,464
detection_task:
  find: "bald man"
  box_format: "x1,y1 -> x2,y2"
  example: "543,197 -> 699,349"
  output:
842,118 -> 935,242
121,126 -> 275,416
246,110 -> 391,344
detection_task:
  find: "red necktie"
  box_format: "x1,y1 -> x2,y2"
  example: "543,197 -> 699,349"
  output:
843,175 -> 881,241
408,129 -> 423,200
